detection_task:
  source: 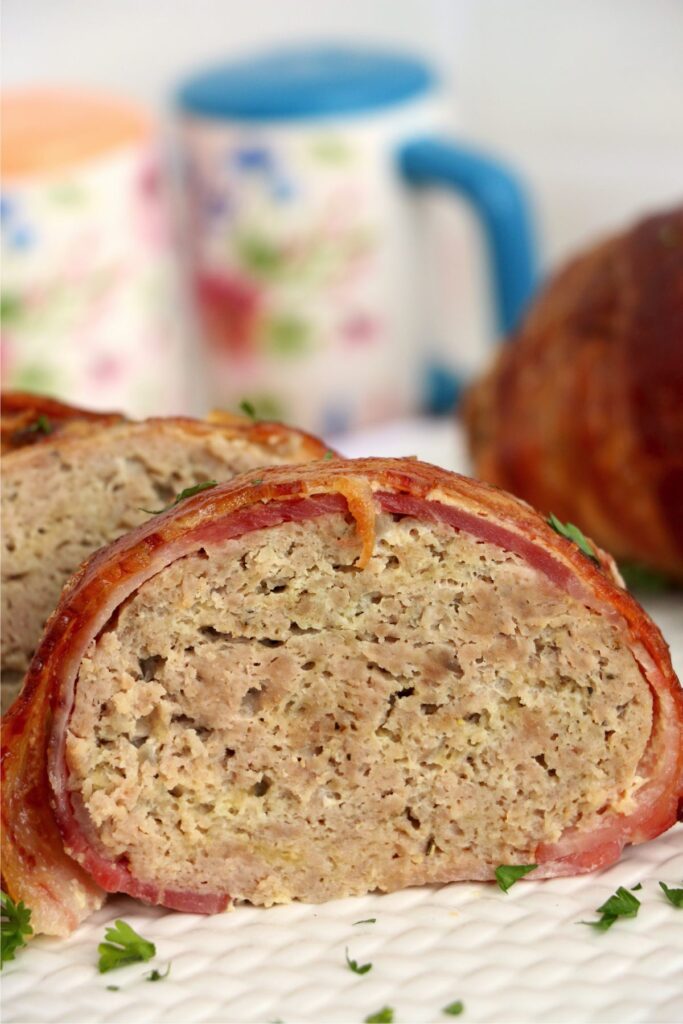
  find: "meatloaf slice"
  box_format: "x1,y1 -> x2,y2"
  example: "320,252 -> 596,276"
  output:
2,458 -> 681,936
1,400 -> 329,687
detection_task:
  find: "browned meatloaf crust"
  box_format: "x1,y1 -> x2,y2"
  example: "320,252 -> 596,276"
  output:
1,391 -> 124,454
3,457 -> 681,935
462,206 -> 683,579
1,394 -> 330,688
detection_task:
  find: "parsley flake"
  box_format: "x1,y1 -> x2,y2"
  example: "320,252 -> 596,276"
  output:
11,414 -> 54,446
547,514 -> 599,565
141,480 -> 217,515
251,478 -> 264,486
239,399 -> 257,419
323,450 -> 335,460
98,919 -> 156,973
582,885 -> 641,931
352,918 -> 377,926
443,1000 -> 465,1016
659,882 -> 683,908
1,891 -> 33,967
365,1008 -> 394,1023
106,985 -> 120,992
495,864 -> 537,892
146,964 -> 171,982
346,947 -> 372,975
28,414 -> 53,435
631,883 -> 643,891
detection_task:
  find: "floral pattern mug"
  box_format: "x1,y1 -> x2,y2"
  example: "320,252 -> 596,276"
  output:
176,45 -> 537,433
1,90 -> 185,416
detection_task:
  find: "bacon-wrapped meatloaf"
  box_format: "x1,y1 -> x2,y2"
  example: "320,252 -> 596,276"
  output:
2,458 -> 681,936
463,207 -> 683,580
1,393 -> 329,688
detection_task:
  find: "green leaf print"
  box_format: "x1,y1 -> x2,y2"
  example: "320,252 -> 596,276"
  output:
310,137 -> 352,164
0,293 -> 23,326
267,314 -> 310,357
48,181 -> 87,205
236,234 -> 285,278
12,365 -> 60,393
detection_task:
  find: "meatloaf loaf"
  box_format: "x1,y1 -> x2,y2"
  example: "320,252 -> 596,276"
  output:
463,206 -> 683,580
1,393 -> 329,690
2,457 -> 681,936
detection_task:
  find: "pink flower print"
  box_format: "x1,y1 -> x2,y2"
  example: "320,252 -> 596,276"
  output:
341,312 -> 381,346
1,333 -> 16,385
89,353 -> 125,387
139,159 -> 160,201
134,155 -> 168,249
324,183 -> 365,233
194,272 -> 262,359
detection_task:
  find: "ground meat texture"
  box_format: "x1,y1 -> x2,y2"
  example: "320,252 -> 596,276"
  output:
1,419 -> 324,690
65,512 -> 652,906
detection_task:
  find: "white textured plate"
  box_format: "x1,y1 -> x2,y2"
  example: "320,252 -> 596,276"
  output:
3,420 -> 682,1024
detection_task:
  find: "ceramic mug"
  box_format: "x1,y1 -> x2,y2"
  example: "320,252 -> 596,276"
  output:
1,90 -> 185,417
176,45 -> 536,433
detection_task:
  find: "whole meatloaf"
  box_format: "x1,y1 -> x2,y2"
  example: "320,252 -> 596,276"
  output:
0,392 -> 329,688
2,457 -> 681,936
463,206 -> 683,580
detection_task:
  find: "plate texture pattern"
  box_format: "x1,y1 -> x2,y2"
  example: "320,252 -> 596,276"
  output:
2,828 -> 682,1024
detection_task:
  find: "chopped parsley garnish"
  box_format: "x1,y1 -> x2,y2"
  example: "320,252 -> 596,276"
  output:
98,919 -> 156,973
631,883 -> 643,891
141,480 -> 217,515
346,947 -> 372,975
1,891 -> 33,967
323,450 -> 335,460
27,414 -> 53,435
582,885 -> 641,931
352,918 -> 377,926
365,1008 -> 394,1023
443,1000 -> 465,1016
251,478 -> 264,486
239,399 -> 257,419
106,985 -> 120,992
659,882 -> 683,908
146,964 -> 171,982
547,514 -> 599,565
494,864 -> 537,892
11,414 -> 54,446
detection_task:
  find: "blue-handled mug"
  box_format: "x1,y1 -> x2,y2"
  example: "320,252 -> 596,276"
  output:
176,44 -> 537,433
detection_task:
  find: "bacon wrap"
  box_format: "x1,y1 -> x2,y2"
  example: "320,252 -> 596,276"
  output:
2,458 -> 682,936
1,391 -> 123,454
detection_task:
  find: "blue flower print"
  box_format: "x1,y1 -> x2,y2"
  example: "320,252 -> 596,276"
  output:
233,147 -> 273,172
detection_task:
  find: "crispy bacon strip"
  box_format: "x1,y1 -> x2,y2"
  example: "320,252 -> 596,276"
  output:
1,390 -> 330,459
2,459 -> 681,935
1,391 -> 123,453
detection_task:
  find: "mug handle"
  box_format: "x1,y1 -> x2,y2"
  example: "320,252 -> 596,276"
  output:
398,136 -> 537,409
